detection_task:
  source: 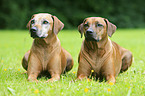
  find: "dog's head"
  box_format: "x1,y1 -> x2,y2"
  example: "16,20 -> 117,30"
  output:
78,17 -> 117,42
27,13 -> 64,39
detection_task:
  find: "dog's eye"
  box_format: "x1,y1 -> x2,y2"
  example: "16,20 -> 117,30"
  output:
84,24 -> 89,27
97,24 -> 103,27
43,21 -> 48,24
31,20 -> 35,24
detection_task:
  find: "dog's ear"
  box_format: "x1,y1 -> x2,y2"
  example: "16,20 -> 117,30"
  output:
51,15 -> 64,35
26,20 -> 31,29
78,23 -> 84,38
26,14 -> 35,29
104,19 -> 117,37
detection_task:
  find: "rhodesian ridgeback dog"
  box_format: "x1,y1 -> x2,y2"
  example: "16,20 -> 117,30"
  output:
77,17 -> 133,83
22,13 -> 73,82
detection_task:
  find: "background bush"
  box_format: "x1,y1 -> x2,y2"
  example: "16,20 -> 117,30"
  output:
0,0 -> 145,29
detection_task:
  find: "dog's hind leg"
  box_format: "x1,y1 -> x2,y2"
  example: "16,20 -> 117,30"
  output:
120,50 -> 133,73
62,49 -> 74,72
22,50 -> 30,70
65,57 -> 74,72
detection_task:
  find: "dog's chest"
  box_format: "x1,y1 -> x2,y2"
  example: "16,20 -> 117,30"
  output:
38,46 -> 54,70
92,56 -> 104,73
88,49 -> 107,74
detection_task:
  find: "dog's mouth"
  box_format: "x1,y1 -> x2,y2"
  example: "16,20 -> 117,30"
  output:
30,27 -> 47,39
85,34 -> 99,42
30,33 -> 45,39
85,36 -> 97,41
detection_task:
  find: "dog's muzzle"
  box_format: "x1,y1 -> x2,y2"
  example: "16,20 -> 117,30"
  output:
85,29 -> 97,41
30,27 -> 39,38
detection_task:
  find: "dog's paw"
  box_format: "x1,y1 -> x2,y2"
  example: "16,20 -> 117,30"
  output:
27,78 -> 39,83
21,71 -> 27,74
46,78 -> 60,83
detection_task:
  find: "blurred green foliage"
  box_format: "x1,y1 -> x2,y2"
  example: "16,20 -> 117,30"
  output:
0,0 -> 145,29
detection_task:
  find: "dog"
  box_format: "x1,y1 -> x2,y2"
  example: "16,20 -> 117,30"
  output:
22,13 -> 74,82
77,17 -> 133,83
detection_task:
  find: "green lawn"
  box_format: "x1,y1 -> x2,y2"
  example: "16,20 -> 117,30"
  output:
0,29 -> 145,96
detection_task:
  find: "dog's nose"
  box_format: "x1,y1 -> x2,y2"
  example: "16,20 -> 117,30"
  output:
30,27 -> 38,38
30,27 -> 37,33
86,29 -> 94,34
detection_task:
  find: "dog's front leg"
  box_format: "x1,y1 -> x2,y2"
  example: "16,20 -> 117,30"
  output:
102,61 -> 116,83
77,56 -> 92,80
27,54 -> 42,82
47,55 -> 62,82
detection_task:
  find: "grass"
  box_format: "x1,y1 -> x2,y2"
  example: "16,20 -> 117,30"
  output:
0,29 -> 145,96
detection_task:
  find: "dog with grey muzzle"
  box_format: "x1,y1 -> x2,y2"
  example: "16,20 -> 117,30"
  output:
22,13 -> 74,82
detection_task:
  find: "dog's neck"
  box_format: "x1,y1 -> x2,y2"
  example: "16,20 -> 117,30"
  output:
84,36 -> 112,57
33,33 -> 58,47
84,36 -> 109,50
